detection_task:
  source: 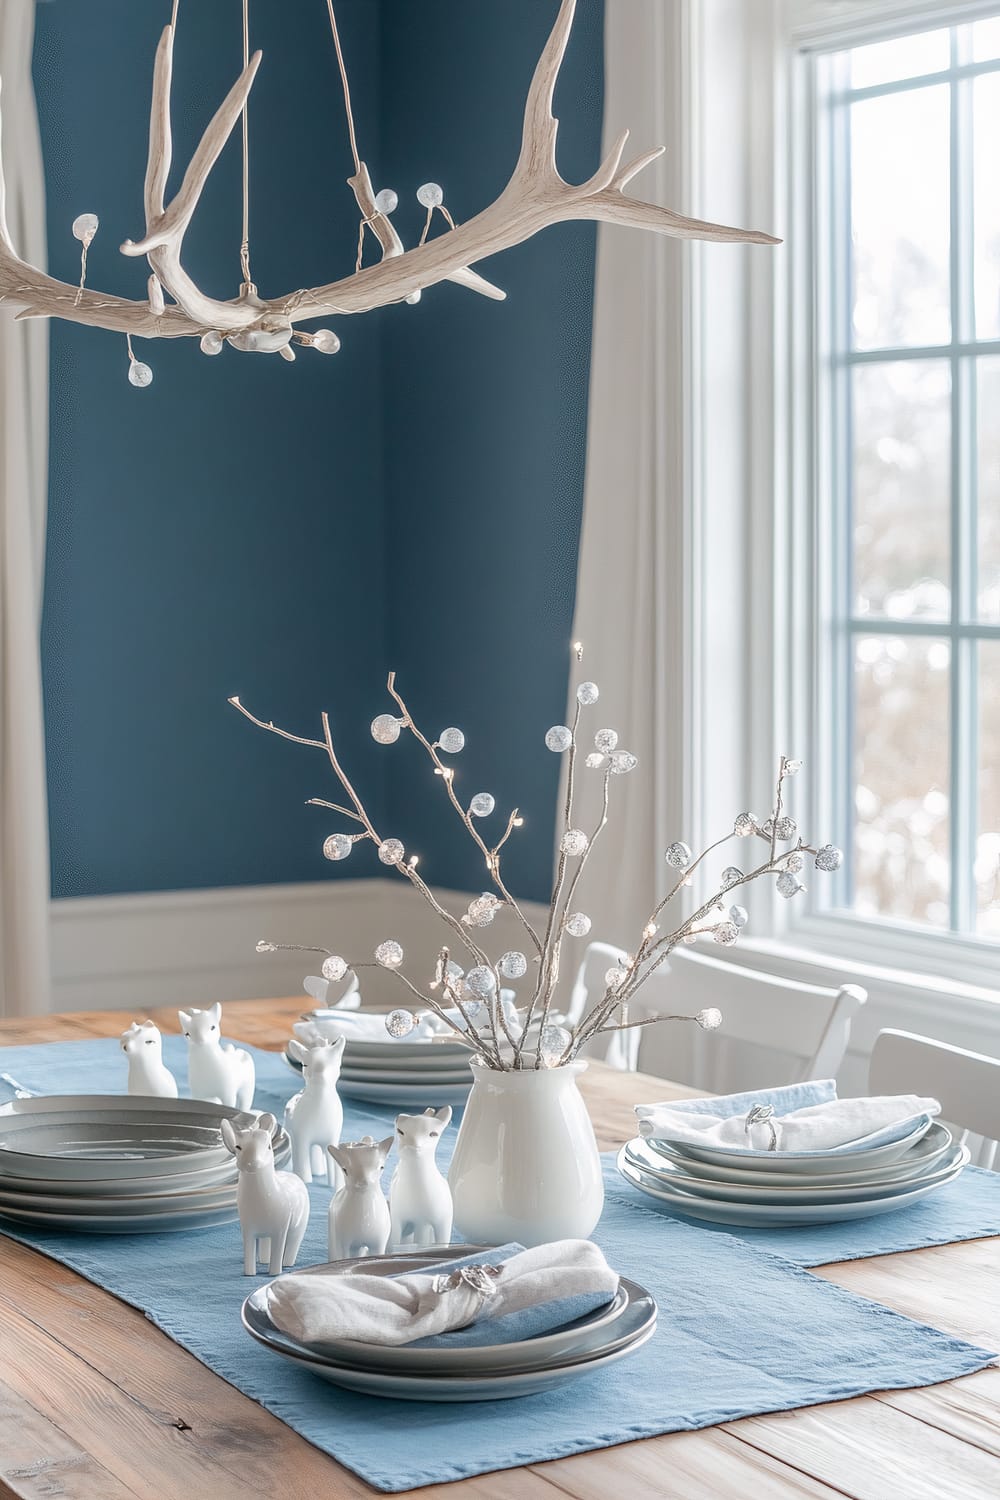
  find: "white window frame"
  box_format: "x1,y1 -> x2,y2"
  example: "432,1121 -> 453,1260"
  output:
683,0 -> 1000,1059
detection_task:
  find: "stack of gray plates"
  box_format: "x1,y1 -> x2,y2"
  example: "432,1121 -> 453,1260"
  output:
242,1247 -> 657,1401
0,1094 -> 290,1233
286,1013 -> 476,1105
617,1118 -> 968,1228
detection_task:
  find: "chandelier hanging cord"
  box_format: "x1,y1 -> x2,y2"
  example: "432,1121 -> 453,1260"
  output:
325,0 -> 362,178
239,0 -> 253,292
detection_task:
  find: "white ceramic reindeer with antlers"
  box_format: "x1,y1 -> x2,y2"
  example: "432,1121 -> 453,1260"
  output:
283,1037 -> 346,1185
0,1 -> 775,356
120,1020 -> 178,1098
327,1135 -> 394,1261
221,1112 -> 310,1276
179,1002 -> 255,1110
389,1107 -> 453,1249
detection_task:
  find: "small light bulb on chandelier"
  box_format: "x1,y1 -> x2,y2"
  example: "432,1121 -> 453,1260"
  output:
371,714 -> 402,745
321,954 -> 348,981
417,182 -> 444,208
72,213 -> 99,245
200,330 -> 224,356
565,911 -> 591,937
546,725 -> 573,752
385,1008 -> 415,1038
255,939 -> 277,953
512,816 -> 524,827
374,188 -> 398,215
375,940 -> 404,968
643,922 -> 658,940
312,329 -> 341,354
576,681 -> 599,705
697,1007 -> 723,1030
128,359 -> 153,388
439,727 -> 465,753
323,833 -> 353,862
573,641 -> 584,659
561,828 -> 588,856
470,792 -> 495,817
378,838 -> 405,865
408,854 -> 419,868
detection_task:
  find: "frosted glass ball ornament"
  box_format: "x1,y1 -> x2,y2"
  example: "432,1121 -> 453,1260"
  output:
545,725 -> 573,753
470,792 -> 495,818
321,954 -> 348,981
585,753 -> 606,770
460,991 -> 484,1018
561,828 -> 588,856
783,758 -> 803,775
594,728 -> 618,754
605,965 -> 627,988
72,212 -> 99,244
539,1025 -> 573,1067
385,1008 -> 415,1039
720,866 -> 743,889
773,815 -> 798,840
128,360 -> 153,388
576,681 -> 599,705
776,871 -> 804,899
323,833 -> 353,862
375,940 -> 404,968
378,838 -> 405,866
439,727 -> 465,753
312,329 -> 341,354
729,904 -> 749,928
465,965 -> 497,998
371,713 -> 402,745
665,841 -> 693,869
200,330 -> 224,356
786,852 -> 805,873
713,921 -> 740,946
609,751 -> 637,775
417,182 -> 444,208
465,893 -> 501,927
255,940 -> 277,953
565,911 -> 591,937
498,950 -> 528,980
374,188 -> 398,214
697,1007 -> 723,1030
815,843 -> 844,873
734,813 -> 757,837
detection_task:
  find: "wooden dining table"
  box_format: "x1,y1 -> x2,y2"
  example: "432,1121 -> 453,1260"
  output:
0,997 -> 998,1500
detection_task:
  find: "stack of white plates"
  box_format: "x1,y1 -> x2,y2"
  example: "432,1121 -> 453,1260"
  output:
285,1015 -> 475,1105
0,1094 -> 290,1233
242,1247 -> 657,1401
617,1118 -> 968,1227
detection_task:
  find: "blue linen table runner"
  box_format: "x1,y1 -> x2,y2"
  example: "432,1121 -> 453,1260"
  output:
0,1037 -> 996,1493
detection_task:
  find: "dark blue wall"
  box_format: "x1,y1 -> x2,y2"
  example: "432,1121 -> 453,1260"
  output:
35,0 -> 602,904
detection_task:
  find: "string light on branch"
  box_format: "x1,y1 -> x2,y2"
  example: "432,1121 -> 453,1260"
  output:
323,833 -> 353,861
697,1007 -> 723,1030
594,728 -> 618,754
565,912 -> 592,937
375,940 -> 404,968
470,793 -> 495,817
255,940 -> 277,953
576,681 -> 599,705
498,950 -> 528,979
200,330 -> 224,355
374,187 -> 398,215
561,828 -> 589,856
438,727 -> 465,754
126,336 -> 153,388
545,725 -> 573,753
465,965 -> 497,998
378,838 -> 405,865
605,965 -> 628,988
385,1008 -> 415,1038
321,954 -> 349,981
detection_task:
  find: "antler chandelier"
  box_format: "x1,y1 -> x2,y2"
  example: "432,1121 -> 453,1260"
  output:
0,0 -> 777,385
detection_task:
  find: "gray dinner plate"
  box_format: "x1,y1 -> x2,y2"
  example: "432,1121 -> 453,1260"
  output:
0,1096 -> 280,1181
0,1198 -> 240,1233
639,1121 -> 953,1187
650,1116 -> 934,1174
0,1130 -> 288,1200
245,1249 -> 655,1374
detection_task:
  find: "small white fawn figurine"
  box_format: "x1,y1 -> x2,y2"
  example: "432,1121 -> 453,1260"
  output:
120,1020 -> 178,1098
389,1107 -> 453,1249
284,1037 -> 346,1184
327,1135 -> 394,1260
179,1002 -> 255,1109
221,1112 -> 310,1276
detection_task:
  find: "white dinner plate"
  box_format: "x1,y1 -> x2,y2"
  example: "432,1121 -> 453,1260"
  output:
650,1116 -> 934,1175
638,1121 -> 954,1188
623,1137 -> 969,1205
617,1147 -> 967,1226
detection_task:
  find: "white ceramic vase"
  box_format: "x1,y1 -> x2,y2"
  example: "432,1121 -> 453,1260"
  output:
448,1059 -> 604,1247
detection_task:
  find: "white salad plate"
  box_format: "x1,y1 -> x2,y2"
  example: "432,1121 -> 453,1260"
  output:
651,1116 -> 933,1175
617,1146 -> 968,1226
623,1136 -> 969,1206
639,1121 -> 954,1188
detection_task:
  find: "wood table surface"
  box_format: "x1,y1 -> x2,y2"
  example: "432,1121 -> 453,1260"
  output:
0,998 -> 998,1500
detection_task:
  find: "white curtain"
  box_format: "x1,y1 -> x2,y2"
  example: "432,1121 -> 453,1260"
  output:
0,0 -> 50,1015
562,0 -> 689,954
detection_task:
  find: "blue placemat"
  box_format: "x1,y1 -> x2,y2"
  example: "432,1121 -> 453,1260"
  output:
0,1038 -> 996,1493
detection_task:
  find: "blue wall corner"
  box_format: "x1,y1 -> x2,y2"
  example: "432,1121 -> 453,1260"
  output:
35,0 -> 603,905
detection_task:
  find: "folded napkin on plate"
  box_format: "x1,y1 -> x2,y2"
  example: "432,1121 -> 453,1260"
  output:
298,992 -> 519,1047
267,1239 -> 619,1349
636,1080 -> 940,1156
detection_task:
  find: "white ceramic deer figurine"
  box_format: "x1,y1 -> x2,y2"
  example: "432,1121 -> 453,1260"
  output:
120,1020 -> 178,1098
221,1112 -> 310,1276
179,1002 -> 255,1109
389,1107 -> 453,1249
283,1037 -> 346,1185
327,1135 -> 394,1261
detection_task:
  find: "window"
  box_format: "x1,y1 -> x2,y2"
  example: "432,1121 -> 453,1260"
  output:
814,14 -> 1000,945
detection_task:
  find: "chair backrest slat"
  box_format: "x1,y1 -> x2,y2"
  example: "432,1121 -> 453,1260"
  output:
869,1029 -> 1000,1147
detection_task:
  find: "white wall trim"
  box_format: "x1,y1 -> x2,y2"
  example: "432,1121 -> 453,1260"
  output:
49,880 -> 549,1016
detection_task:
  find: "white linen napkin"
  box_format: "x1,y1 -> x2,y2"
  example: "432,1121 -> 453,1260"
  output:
267,1240 -> 619,1348
297,992 -> 519,1047
636,1088 -> 940,1155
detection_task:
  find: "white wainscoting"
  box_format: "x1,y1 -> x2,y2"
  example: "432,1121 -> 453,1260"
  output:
49,879 -> 549,1015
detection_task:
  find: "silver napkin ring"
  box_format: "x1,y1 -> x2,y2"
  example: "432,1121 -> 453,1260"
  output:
744,1102 -> 778,1150
431,1264 -> 504,1299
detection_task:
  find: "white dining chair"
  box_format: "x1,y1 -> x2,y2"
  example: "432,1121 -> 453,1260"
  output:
569,940 -> 867,1088
869,1029 -> 1000,1170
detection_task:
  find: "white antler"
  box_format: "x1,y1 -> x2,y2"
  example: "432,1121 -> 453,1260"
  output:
0,0 -> 778,353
